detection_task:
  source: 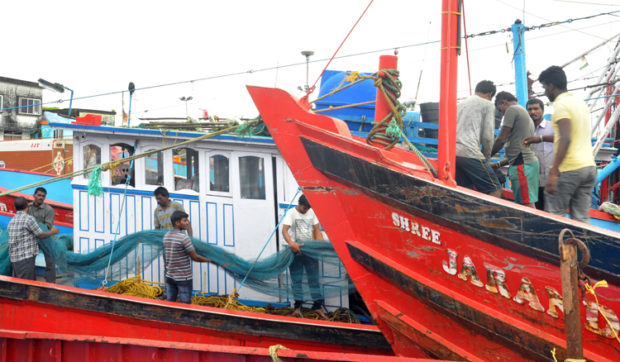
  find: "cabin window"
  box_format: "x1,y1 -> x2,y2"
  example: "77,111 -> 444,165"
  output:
239,156 -> 265,199
173,148 -> 199,192
0,95 -> 3,110
18,98 -> 42,115
110,143 -> 135,187
145,150 -> 164,186
209,154 -> 229,192
83,144 -> 101,179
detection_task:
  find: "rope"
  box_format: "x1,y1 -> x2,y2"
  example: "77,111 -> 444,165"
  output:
225,188 -> 301,308
0,120 -> 260,198
550,347 -> 586,362
102,143 -> 137,286
313,100 -> 376,113
584,280 -> 620,344
461,0 -> 472,95
268,344 -> 289,362
306,0 -> 375,97
465,10 -> 620,39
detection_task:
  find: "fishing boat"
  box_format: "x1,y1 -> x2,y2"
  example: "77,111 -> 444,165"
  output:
247,0 -> 620,360
0,168 -> 73,232
0,275 -> 393,358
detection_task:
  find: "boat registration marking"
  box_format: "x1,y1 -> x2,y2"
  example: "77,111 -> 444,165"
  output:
391,212 -> 441,245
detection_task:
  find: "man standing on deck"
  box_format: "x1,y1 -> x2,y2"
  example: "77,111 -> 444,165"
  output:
455,80 -> 502,197
538,65 -> 596,222
8,197 -> 59,280
282,195 -> 328,320
163,211 -> 210,303
491,91 -> 539,208
153,186 -> 192,236
27,187 -> 57,282
521,98 -> 555,210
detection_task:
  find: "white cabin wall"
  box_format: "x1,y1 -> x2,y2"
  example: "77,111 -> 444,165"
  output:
71,131 -> 348,309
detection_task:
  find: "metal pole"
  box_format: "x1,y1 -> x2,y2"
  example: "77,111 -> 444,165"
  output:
511,20 -> 528,106
301,51 -> 314,91
437,0 -> 459,186
65,87 -> 74,118
559,229 -> 587,359
374,55 -> 398,124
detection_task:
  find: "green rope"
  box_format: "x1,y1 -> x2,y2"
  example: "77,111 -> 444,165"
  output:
87,166 -> 104,196
386,118 -> 401,138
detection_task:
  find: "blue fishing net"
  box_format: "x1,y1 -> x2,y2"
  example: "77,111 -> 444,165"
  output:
0,226 -> 353,301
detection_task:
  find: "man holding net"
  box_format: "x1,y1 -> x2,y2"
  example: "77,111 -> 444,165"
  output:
163,210 -> 210,303
282,195 -> 328,319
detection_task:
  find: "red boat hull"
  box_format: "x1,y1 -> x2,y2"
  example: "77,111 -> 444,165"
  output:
248,86 -> 620,361
0,329 -> 428,362
0,276 -> 393,357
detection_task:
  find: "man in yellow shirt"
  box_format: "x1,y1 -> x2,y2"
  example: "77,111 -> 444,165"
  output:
538,66 -> 596,222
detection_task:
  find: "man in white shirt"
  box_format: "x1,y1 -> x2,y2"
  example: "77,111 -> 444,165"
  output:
522,98 -> 555,210
282,195 -> 328,319
455,80 -> 502,197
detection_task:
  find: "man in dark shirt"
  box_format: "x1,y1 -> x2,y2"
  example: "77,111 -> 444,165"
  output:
492,92 -> 539,207
27,187 -> 57,282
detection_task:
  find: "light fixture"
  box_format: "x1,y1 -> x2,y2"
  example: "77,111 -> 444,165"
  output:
39,78 -> 74,117
301,51 -> 314,92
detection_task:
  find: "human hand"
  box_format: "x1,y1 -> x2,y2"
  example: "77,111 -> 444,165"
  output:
491,162 -> 500,169
51,226 -> 59,235
522,136 -> 537,146
546,171 -> 559,195
291,243 -> 304,254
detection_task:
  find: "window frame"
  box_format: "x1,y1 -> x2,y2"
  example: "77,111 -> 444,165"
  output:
238,154 -> 266,200
172,147 -> 200,194
81,143 -> 102,181
18,97 -> 42,115
143,148 -> 165,189
206,152 -> 231,196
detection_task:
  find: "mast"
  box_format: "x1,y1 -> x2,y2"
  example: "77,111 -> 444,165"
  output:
511,20 -> 529,107
437,0 -> 460,185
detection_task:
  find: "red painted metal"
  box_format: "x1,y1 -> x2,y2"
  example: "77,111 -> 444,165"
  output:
437,0 -> 458,186
0,276 -> 392,357
0,187 -> 73,228
0,330 -> 432,362
374,55 -> 398,124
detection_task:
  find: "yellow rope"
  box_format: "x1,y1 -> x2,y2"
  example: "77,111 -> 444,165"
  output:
268,344 -> 289,362
0,120 -> 259,197
104,276 -> 163,298
585,280 -> 620,343
313,100 -> 376,113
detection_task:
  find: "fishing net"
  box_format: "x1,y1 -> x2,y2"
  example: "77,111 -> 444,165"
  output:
0,225 -> 354,302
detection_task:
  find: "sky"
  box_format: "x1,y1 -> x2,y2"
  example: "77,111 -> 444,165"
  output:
3,0 -> 619,124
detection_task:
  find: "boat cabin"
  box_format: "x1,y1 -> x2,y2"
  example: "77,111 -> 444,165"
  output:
50,121 -> 350,308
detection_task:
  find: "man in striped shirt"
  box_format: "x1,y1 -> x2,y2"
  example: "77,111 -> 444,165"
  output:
163,210 -> 210,303
154,186 -> 192,236
8,197 -> 59,280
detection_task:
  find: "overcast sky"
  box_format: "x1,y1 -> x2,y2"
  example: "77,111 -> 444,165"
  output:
4,0 -> 619,123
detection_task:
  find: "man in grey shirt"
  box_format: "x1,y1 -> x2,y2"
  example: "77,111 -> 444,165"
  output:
492,92 -> 539,207
455,80 -> 502,197
27,187 -> 56,282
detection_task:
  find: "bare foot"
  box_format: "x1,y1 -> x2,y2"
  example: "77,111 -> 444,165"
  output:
315,309 -> 328,320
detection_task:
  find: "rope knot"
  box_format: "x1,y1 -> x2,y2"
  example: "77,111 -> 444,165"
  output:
344,71 -> 361,83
